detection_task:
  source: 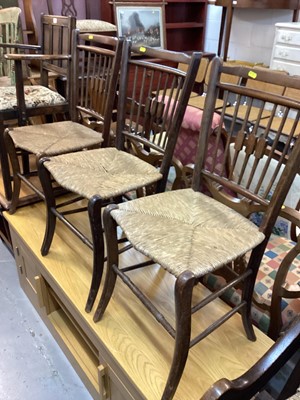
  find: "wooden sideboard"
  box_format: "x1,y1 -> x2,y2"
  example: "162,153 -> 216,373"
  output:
212,0 -> 300,60
4,200 -> 274,399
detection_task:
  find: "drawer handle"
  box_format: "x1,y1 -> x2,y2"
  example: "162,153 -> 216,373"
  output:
15,246 -> 20,257
98,365 -> 110,399
278,50 -> 288,57
280,34 -> 292,42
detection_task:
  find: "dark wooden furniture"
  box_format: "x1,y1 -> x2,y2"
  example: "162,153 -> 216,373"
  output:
200,315 -> 300,400
4,32 -> 120,214
22,0 -> 38,45
37,43 -> 201,314
213,0 -> 300,61
94,59 -> 300,399
46,0 -> 116,34
0,14 -> 75,211
165,0 -> 208,52
100,0 -> 208,52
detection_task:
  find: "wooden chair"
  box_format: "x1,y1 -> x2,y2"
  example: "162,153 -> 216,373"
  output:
46,0 -> 117,34
223,67 -> 287,124
0,14 -> 76,208
202,216 -> 300,341
37,42 -> 202,314
266,200 -> 300,340
187,60 -> 242,110
0,6 -> 21,83
200,315 -> 300,400
178,57 -> 209,97
258,86 -> 300,139
93,58 -> 300,399
3,32 -> 124,214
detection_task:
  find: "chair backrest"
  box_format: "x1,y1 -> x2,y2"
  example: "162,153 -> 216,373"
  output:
0,7 -> 21,79
245,66 -> 287,96
178,57 -> 209,90
46,0 -> 93,19
115,42 -> 202,192
193,57 -> 300,242
203,60 -> 242,94
70,32 -> 125,147
39,14 -> 76,80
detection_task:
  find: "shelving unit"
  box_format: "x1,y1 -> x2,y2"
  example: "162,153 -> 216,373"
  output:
100,0 -> 208,52
164,0 -> 208,51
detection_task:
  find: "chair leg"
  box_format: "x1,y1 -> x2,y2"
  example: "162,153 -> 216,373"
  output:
241,243 -> 267,341
0,123 -> 12,202
85,195 -> 105,313
38,158 -> 57,256
4,130 -> 21,214
162,271 -> 195,400
268,240 -> 300,340
93,204 -> 120,322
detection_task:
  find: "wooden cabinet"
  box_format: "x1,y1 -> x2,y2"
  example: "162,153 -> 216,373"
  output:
4,201 -> 274,400
100,0 -> 208,52
270,22 -> 300,75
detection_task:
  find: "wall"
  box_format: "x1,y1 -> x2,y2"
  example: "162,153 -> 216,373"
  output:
205,5 -> 298,65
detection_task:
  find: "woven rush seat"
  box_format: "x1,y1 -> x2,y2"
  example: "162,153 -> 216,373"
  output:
109,188 -> 265,277
288,391 -> 300,400
9,121 -> 103,157
43,147 -> 162,199
0,85 -> 66,110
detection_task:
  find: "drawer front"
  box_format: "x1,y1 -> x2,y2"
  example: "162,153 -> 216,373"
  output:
273,45 -> 300,62
270,59 -> 300,76
275,29 -> 300,46
10,228 -> 40,308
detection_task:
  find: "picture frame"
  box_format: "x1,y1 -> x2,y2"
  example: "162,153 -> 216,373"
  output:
113,2 -> 166,49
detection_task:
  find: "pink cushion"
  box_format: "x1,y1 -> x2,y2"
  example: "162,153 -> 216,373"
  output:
157,94 -> 222,165
180,104 -> 221,132
174,104 -> 222,166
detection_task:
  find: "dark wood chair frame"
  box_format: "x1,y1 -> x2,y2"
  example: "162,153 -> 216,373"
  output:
200,315 -> 300,400
94,59 -> 300,399
37,42 -> 202,314
47,0 -> 92,20
0,14 -> 76,208
3,31 -> 123,214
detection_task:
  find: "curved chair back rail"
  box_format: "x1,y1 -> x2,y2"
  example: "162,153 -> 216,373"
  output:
200,315 -> 300,400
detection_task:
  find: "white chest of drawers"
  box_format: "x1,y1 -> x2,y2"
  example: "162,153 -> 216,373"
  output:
270,22 -> 300,75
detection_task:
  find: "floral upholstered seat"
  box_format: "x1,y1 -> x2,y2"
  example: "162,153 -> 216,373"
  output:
0,85 -> 66,110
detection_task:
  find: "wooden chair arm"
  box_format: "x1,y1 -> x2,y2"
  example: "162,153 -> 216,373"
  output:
0,43 -> 41,51
200,315 -> 300,400
280,206 -> 300,228
5,54 -> 71,61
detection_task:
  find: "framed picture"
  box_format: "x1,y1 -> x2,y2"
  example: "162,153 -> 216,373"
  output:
114,3 -> 166,49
